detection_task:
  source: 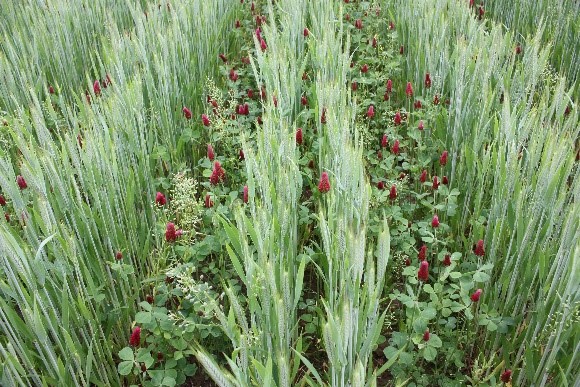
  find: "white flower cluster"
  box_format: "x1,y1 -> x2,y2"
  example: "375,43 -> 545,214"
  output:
170,172 -> 202,242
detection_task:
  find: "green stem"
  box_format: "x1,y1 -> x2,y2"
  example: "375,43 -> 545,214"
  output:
408,280 -> 423,346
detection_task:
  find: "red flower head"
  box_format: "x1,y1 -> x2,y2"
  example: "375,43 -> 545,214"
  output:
478,6 -> 484,20
129,326 -> 141,347
432,176 -> 440,190
235,19 -> 241,28
355,19 -> 363,29
296,128 -> 303,145
318,172 -> 330,193
165,222 -> 180,242
399,45 -> 404,55
386,79 -> 393,93
471,288 -> 482,302
351,81 -> 358,91
243,185 -> 249,203
418,261 -> 429,281
345,13 -> 350,21
247,89 -> 254,99
389,184 -> 397,200
440,150 -> 448,166
423,329 -> 430,341
219,53 -> 227,63
405,258 -> 411,266
367,105 -> 375,119
383,92 -> 390,101
443,254 -> 451,266
377,150 -> 383,160
260,39 -> 267,51
442,176 -> 449,185
155,192 -> 166,206
303,28 -> 309,37
115,251 -> 123,260
205,193 -> 214,208
0,195 -> 5,206
377,181 -> 385,190
243,103 -> 250,115
405,82 -> 413,97
394,111 -> 402,125
414,100 -> 422,109
210,161 -> 226,185
389,21 -> 395,30
255,28 -> 262,41
425,73 -> 432,88
420,169 -> 428,183
469,0 -> 474,7
321,108 -> 327,124
4,212 -> 10,222
261,86 -> 267,100
239,149 -> 245,160
181,106 -> 192,120
272,95 -> 278,107
93,80 -> 101,96
500,369 -> 512,383
391,139 -> 400,155
206,144 -> 215,161
433,94 -> 440,105
301,95 -> 308,105
229,68 -> 239,82
432,214 -> 440,228
381,134 -> 388,148
49,85 -> 55,94
418,120 -> 424,130
515,45 -> 521,55
361,64 -> 369,73
372,37 -> 377,48
201,114 -> 210,126
16,175 -> 27,190
419,245 -> 427,261
251,2 -> 255,11
474,239 -> 485,256
257,116 -> 263,125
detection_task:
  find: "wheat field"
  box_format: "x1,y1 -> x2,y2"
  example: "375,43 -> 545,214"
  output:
0,1 -> 578,386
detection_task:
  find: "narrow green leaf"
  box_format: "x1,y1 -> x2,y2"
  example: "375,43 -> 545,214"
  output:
377,344 -> 408,377
291,348 -> 325,386
293,256 -> 307,311
226,244 -> 246,285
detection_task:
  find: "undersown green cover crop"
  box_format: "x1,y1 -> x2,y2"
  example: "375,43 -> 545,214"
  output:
0,0 -> 578,386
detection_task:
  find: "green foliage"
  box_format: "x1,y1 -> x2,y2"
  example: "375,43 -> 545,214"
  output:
0,0 -> 578,386
0,0 -> 241,385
